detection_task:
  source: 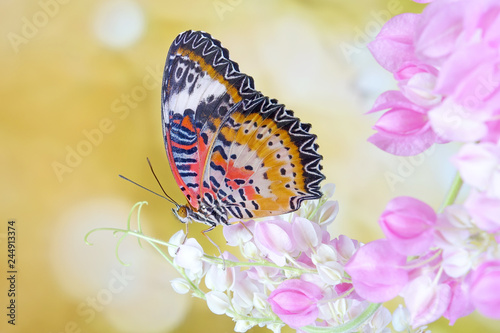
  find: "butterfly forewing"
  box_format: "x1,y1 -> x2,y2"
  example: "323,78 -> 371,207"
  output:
161,31 -> 258,209
162,30 -> 325,224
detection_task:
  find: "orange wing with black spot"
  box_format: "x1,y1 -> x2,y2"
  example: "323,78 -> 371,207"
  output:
162,31 -> 324,218
204,96 -> 325,219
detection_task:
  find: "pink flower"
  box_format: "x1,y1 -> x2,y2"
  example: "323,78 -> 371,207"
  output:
368,13 -> 419,73
414,0 -> 467,65
330,235 -> 359,264
464,191 -> 500,233
205,252 -> 237,292
394,62 -> 442,109
254,219 -> 297,266
379,196 -> 437,256
452,142 -> 500,191
428,99 -> 491,142
441,248 -> 471,278
434,44 -> 499,109
443,278 -> 474,325
223,220 -> 255,246
434,205 -> 472,248
232,270 -> 261,314
345,239 -> 409,302
268,279 -> 323,328
402,275 -> 451,328
406,249 -> 442,281
400,69 -> 441,108
291,216 -> 322,252
483,119 -> 500,143
367,91 -> 438,156
469,260 -> 500,319
174,238 -> 206,276
334,282 -> 363,301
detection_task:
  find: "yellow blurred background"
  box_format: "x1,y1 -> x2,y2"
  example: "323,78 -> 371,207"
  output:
1,0 -> 498,332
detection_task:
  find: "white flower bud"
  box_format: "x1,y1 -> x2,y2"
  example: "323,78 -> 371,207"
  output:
206,290 -> 230,315
168,230 -> 185,257
313,200 -> 339,226
312,243 -> 337,264
322,183 -> 336,199
242,241 -> 260,259
234,320 -> 253,332
392,305 -> 410,332
317,261 -> 344,285
170,278 -> 191,294
252,292 -> 268,311
334,298 -> 347,316
266,323 -> 284,333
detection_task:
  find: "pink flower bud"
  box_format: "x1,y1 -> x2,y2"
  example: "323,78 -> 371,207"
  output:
464,191 -> 500,233
402,276 -> 451,328
368,13 -> 419,73
367,91 -> 437,156
414,0 -> 465,64
345,239 -> 409,302
442,248 -> 471,278
268,279 -> 323,328
379,196 -> 437,256
469,260 -> 500,319
443,278 -> 474,325
330,235 -> 359,264
452,143 -> 500,191
254,219 -> 297,266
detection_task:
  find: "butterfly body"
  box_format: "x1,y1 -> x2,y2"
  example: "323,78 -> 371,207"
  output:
162,31 -> 325,230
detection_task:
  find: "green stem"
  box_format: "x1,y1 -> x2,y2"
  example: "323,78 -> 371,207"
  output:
202,255 -> 315,274
146,238 -> 206,299
439,172 -> 463,213
301,303 -> 381,333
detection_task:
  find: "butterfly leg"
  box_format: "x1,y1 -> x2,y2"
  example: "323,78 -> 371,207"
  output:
201,223 -> 226,269
229,220 -> 253,237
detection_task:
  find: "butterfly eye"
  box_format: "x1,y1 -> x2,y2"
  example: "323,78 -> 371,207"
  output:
177,206 -> 188,218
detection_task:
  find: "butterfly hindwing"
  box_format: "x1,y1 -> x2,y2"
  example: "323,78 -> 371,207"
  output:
205,96 -> 325,219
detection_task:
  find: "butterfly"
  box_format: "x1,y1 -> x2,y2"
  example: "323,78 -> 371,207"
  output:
162,30 -> 325,233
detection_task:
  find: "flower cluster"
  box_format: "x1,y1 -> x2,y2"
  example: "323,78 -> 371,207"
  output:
360,0 -> 500,329
345,196 -> 500,328
167,186 -> 392,332
368,0 -> 500,156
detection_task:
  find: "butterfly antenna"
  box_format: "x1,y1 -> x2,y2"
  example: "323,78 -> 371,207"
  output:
146,157 -> 180,207
118,174 -> 177,205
